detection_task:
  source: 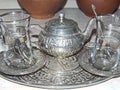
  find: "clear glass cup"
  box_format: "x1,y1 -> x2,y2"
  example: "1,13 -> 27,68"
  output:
0,11 -> 35,68
91,25 -> 120,71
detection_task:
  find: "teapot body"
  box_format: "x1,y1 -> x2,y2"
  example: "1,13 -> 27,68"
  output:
39,30 -> 84,57
38,13 -> 95,58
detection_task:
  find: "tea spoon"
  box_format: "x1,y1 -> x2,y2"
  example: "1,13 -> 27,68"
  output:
91,4 -> 112,64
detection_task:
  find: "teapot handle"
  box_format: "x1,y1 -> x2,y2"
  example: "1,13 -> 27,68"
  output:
83,18 -> 96,41
29,24 -> 44,49
30,24 -> 44,38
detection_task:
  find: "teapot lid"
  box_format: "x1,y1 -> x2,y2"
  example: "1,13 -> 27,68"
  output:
44,13 -> 80,36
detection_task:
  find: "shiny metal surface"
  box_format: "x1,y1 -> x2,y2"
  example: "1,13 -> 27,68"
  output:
79,48 -> 120,77
0,47 -> 110,89
0,47 -> 45,75
38,13 -> 95,58
0,9 -> 119,89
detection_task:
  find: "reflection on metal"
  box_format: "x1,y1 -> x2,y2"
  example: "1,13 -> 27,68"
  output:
1,48 -> 109,89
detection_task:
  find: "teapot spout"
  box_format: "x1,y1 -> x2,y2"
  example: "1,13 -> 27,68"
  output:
83,18 -> 96,41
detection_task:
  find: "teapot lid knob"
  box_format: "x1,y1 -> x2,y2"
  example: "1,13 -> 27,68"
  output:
59,12 -> 65,23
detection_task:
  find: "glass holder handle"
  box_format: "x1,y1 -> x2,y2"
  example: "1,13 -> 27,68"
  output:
14,38 -> 30,62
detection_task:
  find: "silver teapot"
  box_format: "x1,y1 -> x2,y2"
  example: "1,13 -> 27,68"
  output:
38,13 -> 95,58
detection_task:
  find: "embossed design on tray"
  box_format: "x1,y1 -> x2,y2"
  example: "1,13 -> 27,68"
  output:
0,48 -> 110,89
2,66 -> 109,89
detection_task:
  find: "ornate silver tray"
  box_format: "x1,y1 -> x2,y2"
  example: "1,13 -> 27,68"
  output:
0,47 -> 111,89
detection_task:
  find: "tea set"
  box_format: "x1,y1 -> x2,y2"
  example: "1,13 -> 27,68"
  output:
0,5 -> 120,88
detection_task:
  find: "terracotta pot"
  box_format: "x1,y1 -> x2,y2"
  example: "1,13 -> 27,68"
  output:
76,0 -> 120,17
18,0 -> 67,19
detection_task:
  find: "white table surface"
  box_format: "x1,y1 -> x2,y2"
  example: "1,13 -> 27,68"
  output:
0,8 -> 120,90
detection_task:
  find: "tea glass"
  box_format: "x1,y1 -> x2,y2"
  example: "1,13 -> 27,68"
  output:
0,11 -> 35,68
91,24 -> 120,71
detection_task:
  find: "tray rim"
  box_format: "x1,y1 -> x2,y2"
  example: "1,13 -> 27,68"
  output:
0,71 -> 112,89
